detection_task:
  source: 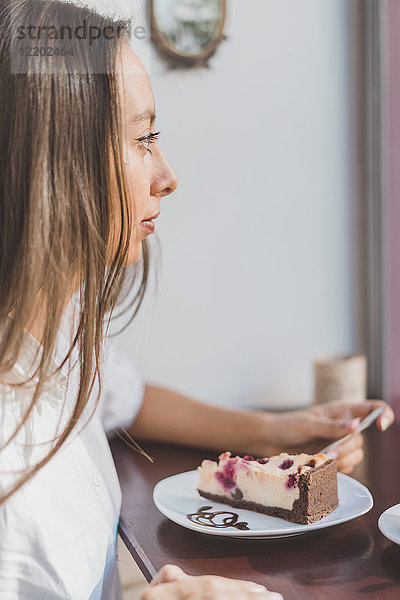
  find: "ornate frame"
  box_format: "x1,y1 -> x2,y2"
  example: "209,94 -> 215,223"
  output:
149,0 -> 227,68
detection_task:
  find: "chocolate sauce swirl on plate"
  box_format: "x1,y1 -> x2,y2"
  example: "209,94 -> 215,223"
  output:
187,505 -> 250,530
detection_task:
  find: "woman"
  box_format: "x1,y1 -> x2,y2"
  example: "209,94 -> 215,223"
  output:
0,1 -> 394,599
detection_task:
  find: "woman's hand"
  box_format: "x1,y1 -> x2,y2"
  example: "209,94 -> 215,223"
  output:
249,400 -> 395,474
141,564 -> 283,600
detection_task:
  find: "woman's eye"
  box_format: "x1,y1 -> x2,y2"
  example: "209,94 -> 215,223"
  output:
135,131 -> 160,154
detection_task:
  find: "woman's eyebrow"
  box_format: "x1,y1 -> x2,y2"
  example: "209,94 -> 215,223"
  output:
128,109 -> 156,128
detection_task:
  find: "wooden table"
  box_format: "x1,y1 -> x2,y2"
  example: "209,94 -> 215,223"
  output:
110,422 -> 400,599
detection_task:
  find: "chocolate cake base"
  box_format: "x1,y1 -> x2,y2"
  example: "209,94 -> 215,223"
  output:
197,459 -> 338,525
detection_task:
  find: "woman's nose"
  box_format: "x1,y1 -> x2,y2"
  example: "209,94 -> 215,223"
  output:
152,152 -> 178,198
161,164 -> 178,197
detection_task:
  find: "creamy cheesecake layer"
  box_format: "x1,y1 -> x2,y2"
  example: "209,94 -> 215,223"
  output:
197,451 -> 330,511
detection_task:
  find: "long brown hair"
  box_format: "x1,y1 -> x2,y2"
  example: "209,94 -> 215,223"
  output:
0,0 -> 149,504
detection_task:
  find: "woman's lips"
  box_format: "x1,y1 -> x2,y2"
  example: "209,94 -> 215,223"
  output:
140,211 -> 160,234
140,219 -> 155,233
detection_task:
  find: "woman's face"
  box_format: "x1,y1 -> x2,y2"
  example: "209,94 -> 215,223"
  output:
116,45 -> 178,265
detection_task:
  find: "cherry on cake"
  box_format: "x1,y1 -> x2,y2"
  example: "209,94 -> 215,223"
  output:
196,451 -> 338,524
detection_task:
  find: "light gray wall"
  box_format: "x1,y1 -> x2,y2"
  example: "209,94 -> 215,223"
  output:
104,0 -> 356,410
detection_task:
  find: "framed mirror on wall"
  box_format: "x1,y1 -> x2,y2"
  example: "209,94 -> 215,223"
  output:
150,0 -> 227,67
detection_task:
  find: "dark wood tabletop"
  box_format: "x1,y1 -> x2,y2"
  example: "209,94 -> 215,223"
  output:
110,421 -> 400,599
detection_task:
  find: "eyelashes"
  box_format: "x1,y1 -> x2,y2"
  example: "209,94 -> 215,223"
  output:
135,130 -> 161,154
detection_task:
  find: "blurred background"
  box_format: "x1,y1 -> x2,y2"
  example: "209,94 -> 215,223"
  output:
90,0 -> 399,417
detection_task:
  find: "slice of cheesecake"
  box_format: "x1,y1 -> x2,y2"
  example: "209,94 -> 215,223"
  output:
196,451 -> 338,525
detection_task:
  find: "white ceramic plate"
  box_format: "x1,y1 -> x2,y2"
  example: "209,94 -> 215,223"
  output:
378,503 -> 400,546
153,470 -> 373,539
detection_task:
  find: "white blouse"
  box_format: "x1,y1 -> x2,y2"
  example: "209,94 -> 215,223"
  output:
0,296 -> 145,599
